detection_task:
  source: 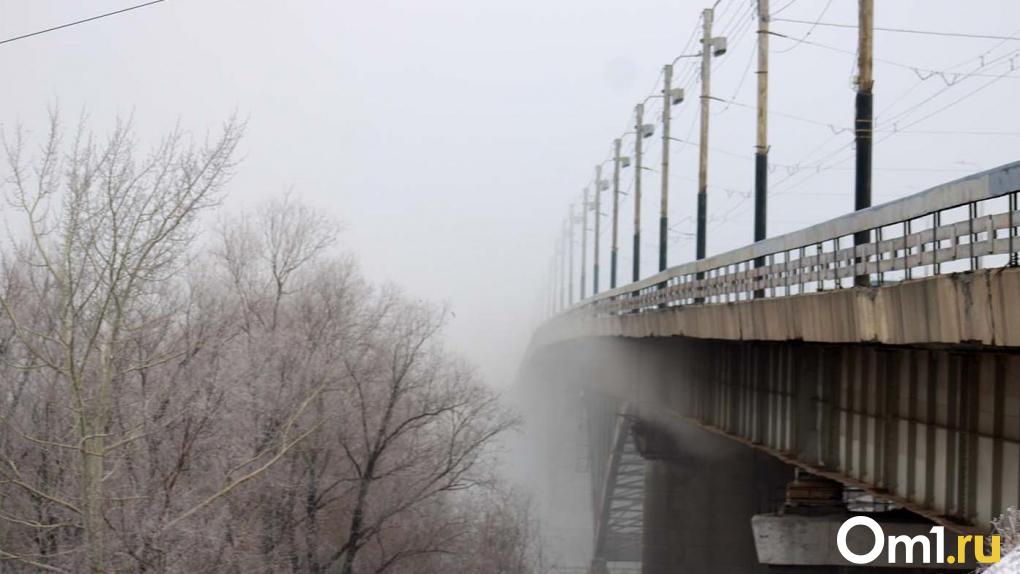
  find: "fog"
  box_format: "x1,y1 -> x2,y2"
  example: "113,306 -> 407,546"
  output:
3,0 -> 1019,569
3,1 -> 1019,386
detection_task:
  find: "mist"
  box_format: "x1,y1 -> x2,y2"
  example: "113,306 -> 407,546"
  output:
3,0 -> 1020,571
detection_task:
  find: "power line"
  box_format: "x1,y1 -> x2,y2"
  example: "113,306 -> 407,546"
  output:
873,32 -> 1018,121
0,0 -> 166,47
559,4 -> 1020,283
890,129 -> 1020,137
717,46 -> 757,113
711,96 -> 850,132
773,0 -> 833,54
770,0 -> 802,18
879,47 -> 1020,126
772,18 -> 1020,42
883,66 -> 1018,135
695,23 -> 1019,236
770,32 -> 1020,80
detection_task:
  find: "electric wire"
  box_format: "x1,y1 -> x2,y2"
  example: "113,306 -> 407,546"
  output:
772,0 -> 833,54
773,18 -> 1020,42
556,4 -> 1020,276
0,0 -> 165,46
769,32 -> 1020,81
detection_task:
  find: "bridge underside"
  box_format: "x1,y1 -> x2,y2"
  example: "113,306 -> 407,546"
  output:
532,268 -> 1020,527
523,272 -> 1020,572
525,165 -> 1020,573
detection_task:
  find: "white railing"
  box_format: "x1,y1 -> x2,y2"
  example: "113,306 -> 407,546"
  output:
571,160 -> 1020,316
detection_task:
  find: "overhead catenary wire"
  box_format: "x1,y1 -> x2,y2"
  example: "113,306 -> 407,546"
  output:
696,13 -> 1018,253
769,31 -> 1020,80
879,47 -> 1020,126
555,2 -> 1020,287
772,0 -> 833,54
750,33 -> 1020,196
773,18 -> 1020,42
872,31 -> 1018,127
0,0 -> 166,46
770,0 -> 802,17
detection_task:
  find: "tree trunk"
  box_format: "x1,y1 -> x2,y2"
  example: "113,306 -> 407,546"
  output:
82,428 -> 106,572
339,477 -> 371,574
83,345 -> 114,573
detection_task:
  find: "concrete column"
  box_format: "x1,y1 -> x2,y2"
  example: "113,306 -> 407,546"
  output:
588,558 -> 610,574
638,421 -> 793,574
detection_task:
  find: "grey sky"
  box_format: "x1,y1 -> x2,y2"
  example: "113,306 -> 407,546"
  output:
2,0 -> 1019,389
4,1 -> 1020,567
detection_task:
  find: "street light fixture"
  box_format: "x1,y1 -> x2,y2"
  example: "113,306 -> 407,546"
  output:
709,37 -> 727,57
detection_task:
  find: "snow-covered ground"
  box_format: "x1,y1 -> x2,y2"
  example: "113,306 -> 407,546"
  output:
987,548 -> 1020,573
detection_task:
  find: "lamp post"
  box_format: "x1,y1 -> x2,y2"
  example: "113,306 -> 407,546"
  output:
854,0 -> 874,287
611,138 -> 630,289
593,165 -> 603,293
580,187 -> 589,300
754,0 -> 770,297
696,7 -> 728,264
659,64 -> 687,272
591,164 -> 614,294
568,204 -> 576,306
633,105 -> 656,282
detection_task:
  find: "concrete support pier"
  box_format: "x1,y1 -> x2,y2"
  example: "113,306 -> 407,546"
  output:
635,421 -> 793,574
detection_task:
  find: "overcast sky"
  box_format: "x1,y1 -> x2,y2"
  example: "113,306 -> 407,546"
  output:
4,0 -> 1019,566
3,1 -> 1019,389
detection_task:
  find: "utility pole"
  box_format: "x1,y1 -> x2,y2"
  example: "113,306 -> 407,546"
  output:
854,0 -> 874,287
580,187 -> 589,300
547,258 -> 554,316
754,0 -> 769,296
633,103 -> 644,282
660,64 -> 673,272
611,139 -> 622,289
552,246 -> 559,313
696,8 -> 714,262
568,205 -> 576,305
593,165 -> 602,294
558,226 -> 567,311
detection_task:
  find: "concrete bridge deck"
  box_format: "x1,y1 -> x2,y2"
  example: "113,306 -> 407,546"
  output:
523,162 -> 1020,573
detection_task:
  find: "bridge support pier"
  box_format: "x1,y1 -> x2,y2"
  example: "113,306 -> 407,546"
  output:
522,324 -> 1020,572
634,419 -> 793,574
588,558 -> 610,574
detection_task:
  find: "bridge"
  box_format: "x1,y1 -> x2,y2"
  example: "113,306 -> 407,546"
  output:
521,161 -> 1020,573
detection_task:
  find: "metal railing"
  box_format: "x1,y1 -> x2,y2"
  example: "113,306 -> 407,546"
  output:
567,160 -> 1020,316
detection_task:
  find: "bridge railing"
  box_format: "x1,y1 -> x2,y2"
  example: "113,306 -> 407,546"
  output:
570,161 -> 1020,316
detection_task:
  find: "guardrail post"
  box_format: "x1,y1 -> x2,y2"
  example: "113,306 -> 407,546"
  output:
876,226 -> 883,285
815,242 -> 823,292
903,220 -> 912,281
969,201 -> 978,271
766,254 -> 774,297
933,210 -> 941,276
784,250 -> 791,297
1011,191 -> 1018,266
834,237 -> 843,289
798,247 -> 806,294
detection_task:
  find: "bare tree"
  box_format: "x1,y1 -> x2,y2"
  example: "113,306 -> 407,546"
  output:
439,487 -> 547,574
0,115 -> 333,573
0,112 -> 245,572
0,115 -> 534,574
324,297 -> 518,574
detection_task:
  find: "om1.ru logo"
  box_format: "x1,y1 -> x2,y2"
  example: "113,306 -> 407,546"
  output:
837,516 -> 1001,566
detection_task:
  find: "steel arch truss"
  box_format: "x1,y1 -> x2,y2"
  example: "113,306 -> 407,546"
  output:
589,397 -> 644,563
